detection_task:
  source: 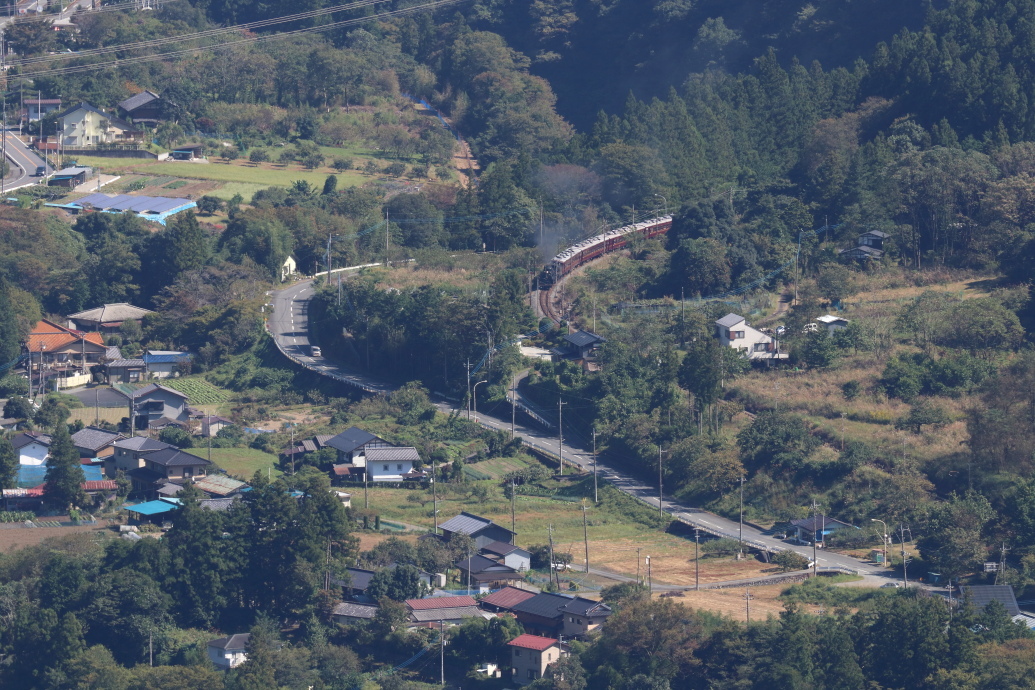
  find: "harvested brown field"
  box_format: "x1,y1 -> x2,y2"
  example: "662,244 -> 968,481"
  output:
669,584 -> 824,621
0,523 -> 112,553
588,537 -> 772,586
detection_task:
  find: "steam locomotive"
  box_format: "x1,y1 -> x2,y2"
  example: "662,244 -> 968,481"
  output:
542,215 -> 673,284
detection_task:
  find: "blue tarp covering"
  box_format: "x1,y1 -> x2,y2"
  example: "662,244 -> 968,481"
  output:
17,464 -> 103,488
125,498 -> 181,516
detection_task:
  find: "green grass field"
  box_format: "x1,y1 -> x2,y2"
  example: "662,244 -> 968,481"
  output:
463,455 -> 534,480
157,377 -> 230,405
71,157 -> 369,189
207,448 -> 280,480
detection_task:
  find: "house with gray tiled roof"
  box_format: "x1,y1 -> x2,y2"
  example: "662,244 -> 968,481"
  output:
71,426 -> 124,460
439,511 -> 516,548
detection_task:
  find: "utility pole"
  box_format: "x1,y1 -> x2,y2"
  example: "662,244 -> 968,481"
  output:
636,547 -> 641,585
557,399 -> 565,475
364,472 -> 368,510
510,374 -> 516,439
745,587 -> 752,623
290,425 -> 295,475
384,208 -> 389,267
511,476 -> 516,538
432,455 -> 438,534
464,359 -> 473,420
900,523 -> 908,587
647,555 -> 652,596
582,500 -> 590,574
548,524 -> 556,589
658,446 -> 664,520
812,499 -> 819,577
592,428 -> 598,504
739,475 -> 745,557
694,528 -> 700,591
439,620 -> 445,687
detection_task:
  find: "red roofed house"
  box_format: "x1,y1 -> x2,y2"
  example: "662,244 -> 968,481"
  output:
508,634 -> 564,685
479,585 -> 537,614
25,319 -> 107,390
405,595 -> 486,626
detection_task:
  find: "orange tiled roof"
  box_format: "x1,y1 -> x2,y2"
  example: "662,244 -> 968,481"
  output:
26,319 -> 103,353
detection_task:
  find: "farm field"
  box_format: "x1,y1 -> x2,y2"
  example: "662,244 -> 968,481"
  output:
68,156 -> 367,189
463,455 -> 534,480
0,524 -> 112,554
157,377 -> 230,405
207,448 -> 280,480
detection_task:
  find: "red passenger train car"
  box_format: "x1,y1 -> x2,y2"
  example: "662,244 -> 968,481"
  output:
544,216 -> 673,284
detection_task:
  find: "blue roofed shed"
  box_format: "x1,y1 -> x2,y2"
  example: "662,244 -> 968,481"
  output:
46,193 -> 197,225
125,497 -> 182,521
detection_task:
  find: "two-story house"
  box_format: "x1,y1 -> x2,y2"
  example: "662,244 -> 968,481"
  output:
480,541 -> 532,571
129,383 -> 190,431
509,634 -> 565,686
57,102 -> 143,148
107,436 -> 173,478
511,592 -> 612,637
26,319 -> 107,389
715,313 -> 786,361
325,426 -> 393,466
117,90 -> 163,126
130,447 -> 211,494
207,634 -> 250,670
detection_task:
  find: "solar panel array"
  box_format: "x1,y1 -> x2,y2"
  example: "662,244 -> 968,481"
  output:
75,193 -> 192,214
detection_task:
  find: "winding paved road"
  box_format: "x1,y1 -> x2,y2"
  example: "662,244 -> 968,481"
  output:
2,129 -> 51,192
268,272 -> 896,584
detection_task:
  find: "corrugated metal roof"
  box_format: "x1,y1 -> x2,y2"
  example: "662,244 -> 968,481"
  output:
480,586 -> 537,610
560,597 -> 611,617
564,330 -> 605,348
332,602 -> 378,619
193,474 -> 247,496
125,499 -> 181,516
69,303 -> 154,323
406,595 -> 477,611
145,448 -> 211,468
208,633 -> 250,651
410,606 -> 484,622
366,447 -> 420,463
439,512 -> 492,535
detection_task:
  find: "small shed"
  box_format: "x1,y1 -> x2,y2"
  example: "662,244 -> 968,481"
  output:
815,314 -> 850,336
332,602 -> 378,625
48,166 -> 92,188
170,144 -> 204,161
125,497 -> 182,523
790,515 -> 857,544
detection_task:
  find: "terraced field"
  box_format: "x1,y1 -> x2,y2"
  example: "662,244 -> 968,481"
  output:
155,378 -> 230,405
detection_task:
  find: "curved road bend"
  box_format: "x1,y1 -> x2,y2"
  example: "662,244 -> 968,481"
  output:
269,276 -> 888,583
3,129 -> 51,191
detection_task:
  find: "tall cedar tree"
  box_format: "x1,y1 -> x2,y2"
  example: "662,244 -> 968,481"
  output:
0,436 -> 17,490
44,424 -> 87,510
0,278 -> 22,367
164,211 -> 208,285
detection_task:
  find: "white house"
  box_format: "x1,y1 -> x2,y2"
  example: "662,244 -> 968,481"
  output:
715,313 -> 786,360
207,633 -> 250,670
366,447 -> 422,482
815,314 -> 850,337
281,255 -> 297,282
12,432 -> 52,466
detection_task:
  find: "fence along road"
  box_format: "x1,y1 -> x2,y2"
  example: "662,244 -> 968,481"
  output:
267,272 -> 884,579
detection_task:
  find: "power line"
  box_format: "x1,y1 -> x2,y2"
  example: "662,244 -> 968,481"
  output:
7,0 -> 392,68
11,0 -> 468,78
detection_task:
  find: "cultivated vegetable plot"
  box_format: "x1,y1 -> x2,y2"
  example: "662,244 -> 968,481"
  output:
157,378 -> 230,405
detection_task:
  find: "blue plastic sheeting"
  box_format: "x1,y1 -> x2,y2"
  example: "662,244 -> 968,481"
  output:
125,498 -> 182,516
17,464 -> 103,488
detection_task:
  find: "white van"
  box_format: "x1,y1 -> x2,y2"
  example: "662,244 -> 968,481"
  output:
310,346 -> 321,357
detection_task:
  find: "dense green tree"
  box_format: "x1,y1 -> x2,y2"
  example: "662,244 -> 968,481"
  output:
0,436 -> 17,490
44,425 -> 87,510
737,411 -> 820,476
367,564 -> 423,601
0,278 -> 23,367
670,237 -> 731,297
918,493 -> 995,579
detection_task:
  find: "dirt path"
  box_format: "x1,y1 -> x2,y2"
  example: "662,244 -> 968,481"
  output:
757,288 -> 793,326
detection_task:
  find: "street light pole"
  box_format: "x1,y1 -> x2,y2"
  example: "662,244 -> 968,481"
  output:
472,380 -> 486,422
694,528 -> 700,591
654,193 -> 667,215
871,518 -> 889,569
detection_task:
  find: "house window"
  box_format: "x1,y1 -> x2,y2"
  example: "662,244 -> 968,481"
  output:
754,343 -> 767,352
514,650 -> 521,657
184,467 -> 193,477
383,464 -> 389,471
527,670 -> 536,679
397,464 -> 403,471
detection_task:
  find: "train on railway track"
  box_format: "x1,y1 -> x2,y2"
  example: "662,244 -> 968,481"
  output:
542,215 -> 673,285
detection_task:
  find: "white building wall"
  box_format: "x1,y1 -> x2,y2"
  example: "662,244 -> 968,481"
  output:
368,460 -> 415,482
18,442 -> 49,466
